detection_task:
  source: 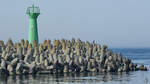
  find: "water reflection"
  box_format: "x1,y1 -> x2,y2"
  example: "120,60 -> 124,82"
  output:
0,72 -> 138,84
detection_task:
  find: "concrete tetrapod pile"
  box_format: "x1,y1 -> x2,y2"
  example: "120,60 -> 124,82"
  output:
0,38 -> 148,75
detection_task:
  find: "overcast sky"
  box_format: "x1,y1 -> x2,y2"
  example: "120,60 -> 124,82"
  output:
0,0 -> 150,48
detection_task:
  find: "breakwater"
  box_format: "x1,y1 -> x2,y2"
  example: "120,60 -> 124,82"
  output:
0,38 -> 147,75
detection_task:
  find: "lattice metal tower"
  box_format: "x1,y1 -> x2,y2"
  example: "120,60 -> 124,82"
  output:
26,5 -> 40,44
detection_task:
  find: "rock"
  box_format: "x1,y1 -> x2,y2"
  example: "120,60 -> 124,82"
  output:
22,64 -> 30,74
87,62 -> 91,71
4,53 -> 13,62
47,65 -> 54,70
117,53 -> 123,62
20,39 -> 25,47
129,63 -> 137,71
7,64 -> 15,75
139,64 -> 148,71
102,69 -> 106,72
104,58 -> 109,65
74,56 -> 79,65
63,65 -> 69,73
100,54 -> 105,64
90,59 -> 97,67
11,58 -> 19,68
24,54 -> 30,63
0,40 -> 4,47
6,38 -> 13,47
24,40 -> 29,48
66,55 -> 70,63
17,45 -> 22,56
107,65 -> 113,72
133,63 -> 137,71
0,67 -> 9,75
90,68 -> 97,72
44,59 -> 49,67
118,67 -> 123,72
53,54 -> 58,63
78,56 -> 83,64
16,63 -> 24,74
1,60 -> 7,69
68,60 -> 76,72
58,55 -> 64,64
23,69 -> 29,74
53,61 -> 63,73
102,45 -> 107,50
98,67 -> 103,72
33,47 -> 39,56
2,51 -> 6,58
74,65 -> 80,72
54,40 -> 60,47
0,39 -> 148,75
48,54 -> 54,63
112,54 -> 117,61
35,55 -> 40,64
80,66 -> 86,72
29,62 -> 38,74
108,56 -> 113,61
122,65 -> 129,72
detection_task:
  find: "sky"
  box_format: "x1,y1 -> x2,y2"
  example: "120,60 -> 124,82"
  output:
0,0 -> 150,48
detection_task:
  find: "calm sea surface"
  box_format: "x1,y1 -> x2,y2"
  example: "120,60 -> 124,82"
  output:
0,48 -> 150,84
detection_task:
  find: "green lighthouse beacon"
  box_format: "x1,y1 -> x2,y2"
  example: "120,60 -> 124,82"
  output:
26,5 -> 40,44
